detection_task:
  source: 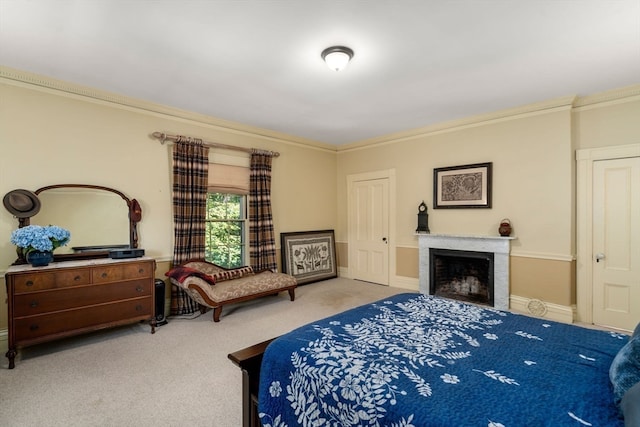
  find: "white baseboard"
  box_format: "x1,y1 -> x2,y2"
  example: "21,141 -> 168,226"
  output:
509,295 -> 575,324
338,268 -> 418,291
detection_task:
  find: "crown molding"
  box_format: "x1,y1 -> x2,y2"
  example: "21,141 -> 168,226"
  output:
4,65 -> 635,154
338,95 -> 577,153
338,83 -> 640,154
572,84 -> 640,110
0,66 -> 337,154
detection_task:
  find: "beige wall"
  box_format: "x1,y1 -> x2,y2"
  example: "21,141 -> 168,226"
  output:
396,247 -> 418,279
337,103 -> 575,254
336,100 -> 575,305
337,88 -> 640,309
0,71 -> 338,330
510,257 -> 575,304
573,87 -> 640,150
0,68 -> 638,332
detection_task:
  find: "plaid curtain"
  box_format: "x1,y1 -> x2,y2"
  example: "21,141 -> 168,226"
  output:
249,151 -> 278,271
170,140 -> 209,316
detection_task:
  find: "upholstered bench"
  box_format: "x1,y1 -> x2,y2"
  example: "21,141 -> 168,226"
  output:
166,260 -> 297,322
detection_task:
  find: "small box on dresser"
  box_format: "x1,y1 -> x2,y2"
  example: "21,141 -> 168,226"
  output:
5,257 -> 156,369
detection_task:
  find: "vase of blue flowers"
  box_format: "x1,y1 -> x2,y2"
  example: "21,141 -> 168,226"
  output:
26,250 -> 54,267
10,225 -> 71,267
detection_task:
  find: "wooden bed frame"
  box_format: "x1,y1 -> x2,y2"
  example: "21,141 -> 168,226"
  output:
228,338 -> 274,427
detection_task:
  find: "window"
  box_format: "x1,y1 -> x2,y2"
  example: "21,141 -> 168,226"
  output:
205,193 -> 246,268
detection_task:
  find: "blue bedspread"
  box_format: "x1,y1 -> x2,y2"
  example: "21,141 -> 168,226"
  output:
258,293 -> 628,427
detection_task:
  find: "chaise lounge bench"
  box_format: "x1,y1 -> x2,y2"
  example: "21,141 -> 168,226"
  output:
166,260 -> 297,322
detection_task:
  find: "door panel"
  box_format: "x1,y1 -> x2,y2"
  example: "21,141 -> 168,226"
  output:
350,178 -> 389,285
592,157 -> 640,330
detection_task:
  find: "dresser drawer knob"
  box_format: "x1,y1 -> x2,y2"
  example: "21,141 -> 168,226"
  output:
26,280 -> 34,287
74,275 -> 81,281
136,286 -> 144,293
138,268 -> 144,274
30,300 -> 39,308
30,324 -> 39,331
101,273 -> 108,278
135,305 -> 143,312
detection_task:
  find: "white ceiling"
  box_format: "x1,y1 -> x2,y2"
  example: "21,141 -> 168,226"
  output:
1,0 -> 639,145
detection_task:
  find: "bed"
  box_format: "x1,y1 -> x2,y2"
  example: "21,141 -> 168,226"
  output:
229,293 -> 639,427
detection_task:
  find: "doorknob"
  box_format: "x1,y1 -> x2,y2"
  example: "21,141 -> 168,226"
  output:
595,253 -> 605,263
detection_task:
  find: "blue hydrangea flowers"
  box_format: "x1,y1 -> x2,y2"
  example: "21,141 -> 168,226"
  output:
10,225 -> 70,255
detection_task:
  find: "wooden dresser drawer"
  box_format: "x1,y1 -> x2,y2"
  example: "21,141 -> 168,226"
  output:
13,268 -> 91,293
13,279 -> 153,317
92,261 -> 153,283
13,297 -> 153,342
5,257 -> 156,368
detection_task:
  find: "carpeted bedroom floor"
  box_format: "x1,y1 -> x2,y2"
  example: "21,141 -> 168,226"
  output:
0,277 -> 407,426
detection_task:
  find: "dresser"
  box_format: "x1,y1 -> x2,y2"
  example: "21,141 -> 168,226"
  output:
5,257 -> 156,369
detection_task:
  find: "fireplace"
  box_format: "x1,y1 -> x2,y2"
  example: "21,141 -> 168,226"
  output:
430,248 -> 494,306
418,234 -> 514,310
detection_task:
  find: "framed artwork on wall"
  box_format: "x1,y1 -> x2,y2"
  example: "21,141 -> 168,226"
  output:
433,162 -> 492,209
280,230 -> 337,285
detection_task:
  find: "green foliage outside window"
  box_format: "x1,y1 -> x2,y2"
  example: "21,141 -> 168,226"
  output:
205,193 -> 245,268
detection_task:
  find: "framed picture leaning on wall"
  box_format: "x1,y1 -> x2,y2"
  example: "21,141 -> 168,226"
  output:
280,230 -> 337,285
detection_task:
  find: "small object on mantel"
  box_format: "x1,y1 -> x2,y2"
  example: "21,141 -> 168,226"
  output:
416,201 -> 430,234
498,218 -> 512,237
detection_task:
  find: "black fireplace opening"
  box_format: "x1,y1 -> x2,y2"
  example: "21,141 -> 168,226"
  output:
429,248 -> 494,306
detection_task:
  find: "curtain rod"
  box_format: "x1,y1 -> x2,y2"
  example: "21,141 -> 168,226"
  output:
151,131 -> 280,157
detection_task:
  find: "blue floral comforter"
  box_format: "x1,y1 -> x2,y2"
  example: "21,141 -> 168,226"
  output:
258,293 -> 627,427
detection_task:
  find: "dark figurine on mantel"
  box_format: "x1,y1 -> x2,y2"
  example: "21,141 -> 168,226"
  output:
416,201 -> 430,233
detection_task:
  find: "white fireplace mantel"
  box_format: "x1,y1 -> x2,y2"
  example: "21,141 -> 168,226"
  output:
417,233 -> 515,311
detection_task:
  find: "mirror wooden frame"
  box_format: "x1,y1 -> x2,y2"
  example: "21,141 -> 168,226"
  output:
12,184 -> 141,264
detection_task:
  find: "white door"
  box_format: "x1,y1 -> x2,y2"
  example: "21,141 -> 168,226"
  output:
349,178 -> 389,285
592,156 -> 640,330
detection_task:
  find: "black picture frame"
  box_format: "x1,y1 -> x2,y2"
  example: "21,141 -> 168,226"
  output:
433,162 -> 492,209
280,230 -> 337,285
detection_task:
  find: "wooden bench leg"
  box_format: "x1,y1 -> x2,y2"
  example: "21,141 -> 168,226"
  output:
288,288 -> 295,301
213,306 -> 223,322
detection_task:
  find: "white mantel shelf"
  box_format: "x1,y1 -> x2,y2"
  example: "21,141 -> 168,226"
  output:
416,233 -> 517,241
417,234 -> 516,311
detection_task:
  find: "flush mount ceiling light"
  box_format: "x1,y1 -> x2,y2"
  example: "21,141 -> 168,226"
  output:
321,46 -> 354,71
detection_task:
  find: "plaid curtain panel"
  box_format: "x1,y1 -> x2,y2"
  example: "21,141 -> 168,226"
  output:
170,141 -> 209,316
249,151 -> 278,272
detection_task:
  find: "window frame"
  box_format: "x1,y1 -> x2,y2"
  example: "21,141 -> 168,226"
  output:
204,192 -> 248,268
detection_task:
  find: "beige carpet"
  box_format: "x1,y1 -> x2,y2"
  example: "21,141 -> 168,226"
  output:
0,278 -> 409,426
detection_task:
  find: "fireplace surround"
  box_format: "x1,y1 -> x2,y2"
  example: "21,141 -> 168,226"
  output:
418,234 -> 514,310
